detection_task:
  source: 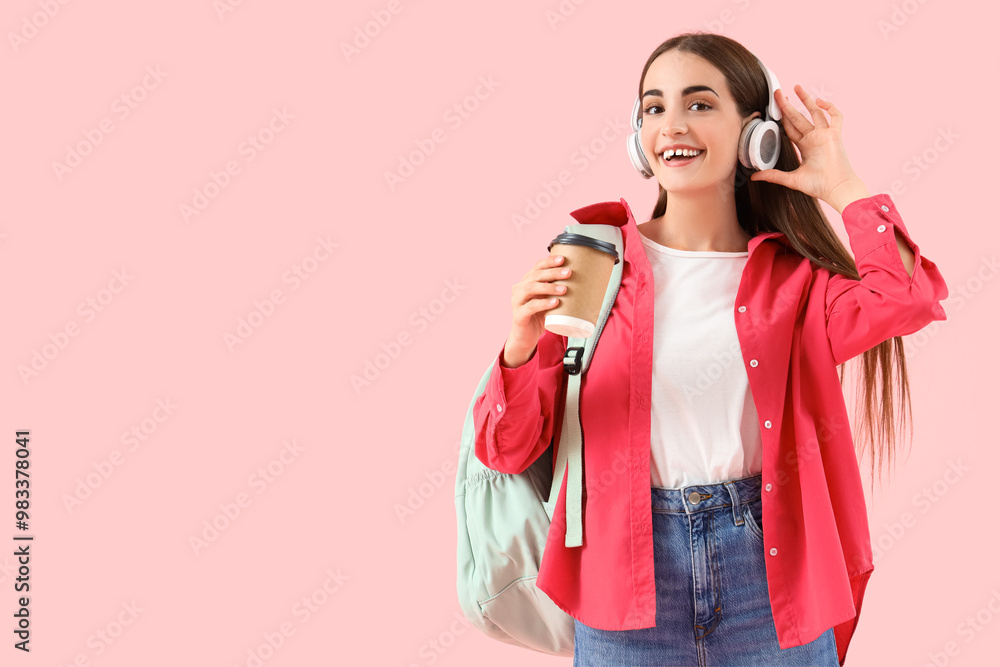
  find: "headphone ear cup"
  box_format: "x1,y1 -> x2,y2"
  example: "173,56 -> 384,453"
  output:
738,118 -> 758,170
739,118 -> 781,172
628,96 -> 654,178
628,129 -> 654,179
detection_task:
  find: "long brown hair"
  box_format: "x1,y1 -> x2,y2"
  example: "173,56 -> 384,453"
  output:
638,32 -> 911,493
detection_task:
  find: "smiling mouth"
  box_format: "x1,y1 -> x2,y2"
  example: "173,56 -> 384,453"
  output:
660,150 -> 704,166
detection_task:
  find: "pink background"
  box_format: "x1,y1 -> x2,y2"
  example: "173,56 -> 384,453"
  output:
2,1 -> 997,665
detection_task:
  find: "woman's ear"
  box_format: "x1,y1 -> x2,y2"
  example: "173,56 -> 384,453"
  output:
740,111 -> 762,133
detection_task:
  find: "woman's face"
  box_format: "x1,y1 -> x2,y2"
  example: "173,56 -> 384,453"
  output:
640,50 -> 759,195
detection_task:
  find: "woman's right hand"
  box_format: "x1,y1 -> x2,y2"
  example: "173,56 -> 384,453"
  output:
503,254 -> 571,367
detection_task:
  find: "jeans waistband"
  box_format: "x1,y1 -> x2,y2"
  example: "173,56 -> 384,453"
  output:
650,472 -> 762,515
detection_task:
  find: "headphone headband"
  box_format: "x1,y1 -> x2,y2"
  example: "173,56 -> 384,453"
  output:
756,57 -> 782,124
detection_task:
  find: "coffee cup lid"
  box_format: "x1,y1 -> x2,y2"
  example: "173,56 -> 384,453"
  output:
547,233 -> 620,264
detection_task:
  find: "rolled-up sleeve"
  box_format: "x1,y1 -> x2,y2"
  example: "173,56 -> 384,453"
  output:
825,194 -> 949,365
473,329 -> 566,474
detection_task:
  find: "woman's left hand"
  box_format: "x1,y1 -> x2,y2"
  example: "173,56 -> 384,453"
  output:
749,84 -> 861,207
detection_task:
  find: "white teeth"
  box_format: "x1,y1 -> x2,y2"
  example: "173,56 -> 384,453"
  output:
662,148 -> 703,161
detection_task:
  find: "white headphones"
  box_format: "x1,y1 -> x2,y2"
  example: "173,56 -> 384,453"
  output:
627,55 -> 783,178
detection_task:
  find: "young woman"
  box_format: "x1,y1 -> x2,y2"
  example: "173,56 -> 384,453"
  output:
473,32 -> 948,666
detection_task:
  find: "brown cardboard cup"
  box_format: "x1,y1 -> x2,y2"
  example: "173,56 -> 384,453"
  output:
544,233 -> 619,338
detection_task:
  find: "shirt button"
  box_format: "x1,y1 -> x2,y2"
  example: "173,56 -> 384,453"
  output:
738,306 -> 747,313
770,547 -> 777,556
749,359 -> 758,367
764,420 -> 772,428
881,204 -> 890,212
496,404 -> 503,413
765,483 -> 772,491
877,224 -> 886,233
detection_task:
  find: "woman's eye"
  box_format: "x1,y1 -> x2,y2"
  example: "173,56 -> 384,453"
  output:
643,101 -> 712,114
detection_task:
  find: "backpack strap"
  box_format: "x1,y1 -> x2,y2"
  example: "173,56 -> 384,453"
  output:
543,223 -> 624,547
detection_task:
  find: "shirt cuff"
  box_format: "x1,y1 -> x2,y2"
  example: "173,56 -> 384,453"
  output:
485,337 -> 541,421
840,193 -> 911,265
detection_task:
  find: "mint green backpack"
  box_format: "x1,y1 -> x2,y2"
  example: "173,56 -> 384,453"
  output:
455,223 -> 624,656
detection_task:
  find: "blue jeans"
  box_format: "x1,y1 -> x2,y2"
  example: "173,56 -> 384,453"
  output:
573,473 -> 839,666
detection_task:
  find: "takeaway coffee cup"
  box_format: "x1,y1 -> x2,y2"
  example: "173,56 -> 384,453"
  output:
544,232 -> 620,338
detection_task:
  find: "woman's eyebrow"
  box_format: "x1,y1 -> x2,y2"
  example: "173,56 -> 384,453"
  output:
642,85 -> 719,99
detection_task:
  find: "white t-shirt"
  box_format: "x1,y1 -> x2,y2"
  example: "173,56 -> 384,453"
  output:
637,228 -> 763,489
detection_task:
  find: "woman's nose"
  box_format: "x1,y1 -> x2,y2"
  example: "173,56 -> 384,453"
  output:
657,109 -> 686,136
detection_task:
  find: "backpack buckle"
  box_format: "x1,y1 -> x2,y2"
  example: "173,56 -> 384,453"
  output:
563,346 -> 584,375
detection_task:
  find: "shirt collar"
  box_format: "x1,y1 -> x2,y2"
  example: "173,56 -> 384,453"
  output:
567,199 -> 791,260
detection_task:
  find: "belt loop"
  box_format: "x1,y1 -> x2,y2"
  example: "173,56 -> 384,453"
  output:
724,480 -> 744,527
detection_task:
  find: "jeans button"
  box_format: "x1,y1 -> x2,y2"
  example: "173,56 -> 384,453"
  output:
688,491 -> 702,505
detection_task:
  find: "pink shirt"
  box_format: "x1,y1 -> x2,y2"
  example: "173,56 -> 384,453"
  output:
473,194 -> 949,665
